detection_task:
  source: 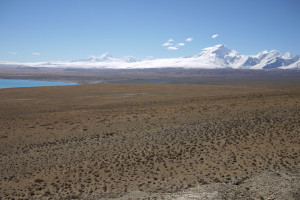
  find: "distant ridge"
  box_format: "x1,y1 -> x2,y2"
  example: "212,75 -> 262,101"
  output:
1,44 -> 300,70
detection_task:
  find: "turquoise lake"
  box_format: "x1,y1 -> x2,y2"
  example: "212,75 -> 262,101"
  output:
0,79 -> 76,89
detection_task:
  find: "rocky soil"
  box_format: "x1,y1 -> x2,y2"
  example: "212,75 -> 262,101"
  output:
0,83 -> 299,199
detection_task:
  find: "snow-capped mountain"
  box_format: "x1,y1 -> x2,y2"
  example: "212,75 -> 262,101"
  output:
193,45 -> 245,67
1,45 -> 299,69
191,44 -> 300,69
87,53 -> 114,62
75,54 -> 138,63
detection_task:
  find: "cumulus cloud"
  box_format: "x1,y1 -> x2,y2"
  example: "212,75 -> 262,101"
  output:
167,46 -> 178,50
162,38 -> 175,46
211,34 -> 218,39
8,52 -> 17,55
162,38 -> 189,50
185,37 -> 193,42
32,52 -> 41,55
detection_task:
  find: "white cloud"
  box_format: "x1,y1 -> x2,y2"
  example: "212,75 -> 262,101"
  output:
8,52 -> 17,55
32,52 -> 40,55
211,34 -> 218,39
162,42 -> 172,47
162,38 -> 174,46
185,37 -> 193,42
162,38 -> 188,50
167,46 -> 178,50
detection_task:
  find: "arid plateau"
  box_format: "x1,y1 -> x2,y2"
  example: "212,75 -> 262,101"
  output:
0,71 -> 299,199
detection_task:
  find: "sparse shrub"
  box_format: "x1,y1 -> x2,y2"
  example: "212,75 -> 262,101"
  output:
34,178 -> 44,183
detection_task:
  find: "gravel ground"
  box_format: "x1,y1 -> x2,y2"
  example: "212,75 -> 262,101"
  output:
0,83 -> 299,199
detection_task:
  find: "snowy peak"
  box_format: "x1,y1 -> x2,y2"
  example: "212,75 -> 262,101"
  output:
88,53 -> 114,62
255,50 -> 282,61
78,54 -> 138,63
247,49 -> 300,69
203,44 -> 232,58
192,44 -> 299,69
193,45 -> 242,67
196,44 -> 232,58
282,52 -> 292,59
121,56 -> 138,62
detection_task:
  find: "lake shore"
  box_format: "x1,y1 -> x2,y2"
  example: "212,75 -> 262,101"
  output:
1,66 -> 300,85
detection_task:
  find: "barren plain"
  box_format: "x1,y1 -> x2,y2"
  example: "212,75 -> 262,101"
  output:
0,77 -> 300,199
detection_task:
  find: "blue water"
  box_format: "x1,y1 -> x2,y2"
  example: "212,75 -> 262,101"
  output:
0,79 -> 76,89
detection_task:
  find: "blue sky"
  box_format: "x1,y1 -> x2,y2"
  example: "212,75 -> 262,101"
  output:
1,0 -> 300,62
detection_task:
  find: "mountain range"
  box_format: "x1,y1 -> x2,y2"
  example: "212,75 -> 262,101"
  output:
1,45 -> 300,70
